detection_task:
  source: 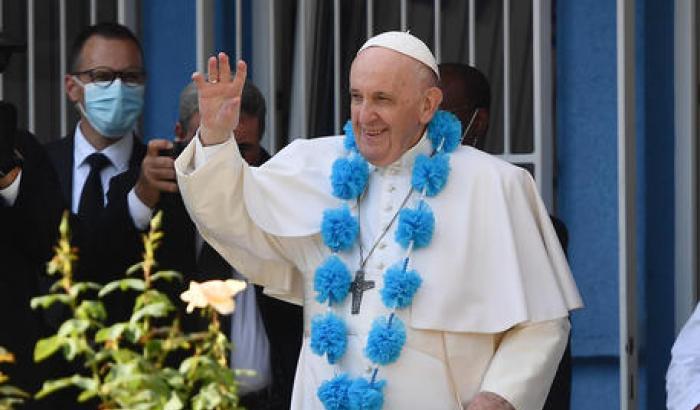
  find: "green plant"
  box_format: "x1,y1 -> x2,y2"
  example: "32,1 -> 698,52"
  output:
0,346 -> 29,410
31,211 -> 246,410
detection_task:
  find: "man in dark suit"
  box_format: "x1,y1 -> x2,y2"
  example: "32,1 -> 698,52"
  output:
135,81 -> 303,410
0,23 -> 150,409
438,62 -> 573,410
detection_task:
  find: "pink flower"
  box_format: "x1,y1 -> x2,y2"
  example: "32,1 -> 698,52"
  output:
180,279 -> 247,315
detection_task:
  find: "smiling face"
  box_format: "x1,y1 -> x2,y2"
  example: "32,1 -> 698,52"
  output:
349,47 -> 442,166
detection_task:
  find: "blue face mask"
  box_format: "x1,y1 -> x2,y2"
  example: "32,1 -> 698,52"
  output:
76,78 -> 144,138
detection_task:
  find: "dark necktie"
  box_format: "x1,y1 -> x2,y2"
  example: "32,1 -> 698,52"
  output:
78,152 -> 110,225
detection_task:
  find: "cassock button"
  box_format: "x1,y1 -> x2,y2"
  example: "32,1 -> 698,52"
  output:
378,242 -> 387,250
384,205 -> 393,212
377,262 -> 385,270
387,185 -> 396,192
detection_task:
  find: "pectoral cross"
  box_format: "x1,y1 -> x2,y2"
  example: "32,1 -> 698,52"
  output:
350,269 -> 375,314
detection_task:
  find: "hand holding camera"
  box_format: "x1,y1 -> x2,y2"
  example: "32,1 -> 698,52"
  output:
134,139 -> 179,208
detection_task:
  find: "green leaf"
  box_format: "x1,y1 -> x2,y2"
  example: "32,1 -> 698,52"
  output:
134,289 -> 173,311
69,282 -> 102,296
99,278 -> 146,297
34,335 -> 63,362
95,323 -> 128,343
75,300 -> 107,322
57,319 -> 90,337
130,302 -> 172,324
151,270 -> 183,283
0,385 -> 30,398
126,262 -> 144,276
30,294 -> 73,310
76,387 -> 97,402
34,375 -> 96,399
164,392 -> 184,410
192,382 -> 222,410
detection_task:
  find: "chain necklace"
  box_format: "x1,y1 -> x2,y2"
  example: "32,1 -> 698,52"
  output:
351,186 -> 415,314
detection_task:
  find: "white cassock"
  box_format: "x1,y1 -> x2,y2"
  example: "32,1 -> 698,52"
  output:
175,131 -> 583,410
667,303 -> 700,410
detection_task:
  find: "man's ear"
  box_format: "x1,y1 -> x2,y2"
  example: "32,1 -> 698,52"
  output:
65,74 -> 82,104
420,86 -> 443,125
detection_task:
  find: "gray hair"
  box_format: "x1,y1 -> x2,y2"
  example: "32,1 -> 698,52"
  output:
178,82 -> 199,131
177,81 -> 267,138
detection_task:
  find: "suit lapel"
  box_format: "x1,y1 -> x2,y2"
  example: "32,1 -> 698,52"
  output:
45,135 -> 74,208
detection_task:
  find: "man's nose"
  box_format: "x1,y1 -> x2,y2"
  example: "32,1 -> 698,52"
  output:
358,101 -> 377,124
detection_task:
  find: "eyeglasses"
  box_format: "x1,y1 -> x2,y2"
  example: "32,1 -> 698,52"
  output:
72,66 -> 146,88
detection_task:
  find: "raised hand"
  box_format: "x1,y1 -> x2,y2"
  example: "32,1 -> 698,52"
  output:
192,52 -> 247,146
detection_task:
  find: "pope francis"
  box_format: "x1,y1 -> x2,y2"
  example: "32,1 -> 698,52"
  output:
175,31 -> 582,410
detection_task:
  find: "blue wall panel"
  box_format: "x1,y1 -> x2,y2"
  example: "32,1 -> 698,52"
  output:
141,0 -> 197,141
557,0 -> 619,357
570,358 -> 619,410
637,0 -> 675,408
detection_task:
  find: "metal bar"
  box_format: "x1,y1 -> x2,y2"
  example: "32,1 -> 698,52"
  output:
334,0 -> 341,134
674,0 -> 698,332
196,0 -> 205,74
366,0 -> 373,39
469,0 -> 476,65
117,0 -> 138,33
27,0 -> 35,133
434,0 -> 441,62
532,0 -> 553,209
90,0 -> 97,25
236,0 -> 243,62
400,0 -> 407,31
617,0 -> 638,407
300,0 -> 308,138
59,0 -> 67,137
503,0 -> 510,154
268,0 -> 277,152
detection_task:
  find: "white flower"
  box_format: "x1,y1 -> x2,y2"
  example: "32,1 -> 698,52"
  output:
180,279 -> 247,315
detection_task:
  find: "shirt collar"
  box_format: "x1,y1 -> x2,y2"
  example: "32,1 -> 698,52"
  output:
74,121 -> 134,172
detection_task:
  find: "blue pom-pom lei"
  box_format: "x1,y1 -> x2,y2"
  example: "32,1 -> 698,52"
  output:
331,155 -> 369,200
318,373 -> 352,410
348,377 -> 386,410
311,312 -> 348,364
427,110 -> 462,154
411,153 -> 450,197
365,315 -> 406,366
380,262 -> 423,309
343,120 -> 358,152
395,201 -> 435,249
321,205 -> 359,252
315,255 -> 352,305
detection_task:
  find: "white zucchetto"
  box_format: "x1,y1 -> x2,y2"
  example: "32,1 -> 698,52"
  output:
358,31 -> 440,79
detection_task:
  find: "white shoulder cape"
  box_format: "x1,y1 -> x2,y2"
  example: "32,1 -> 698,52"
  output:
184,136 -> 583,333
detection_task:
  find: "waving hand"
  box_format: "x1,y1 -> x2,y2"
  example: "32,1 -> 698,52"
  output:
192,52 -> 247,146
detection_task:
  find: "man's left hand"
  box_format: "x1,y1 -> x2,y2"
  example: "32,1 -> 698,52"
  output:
466,392 -> 515,410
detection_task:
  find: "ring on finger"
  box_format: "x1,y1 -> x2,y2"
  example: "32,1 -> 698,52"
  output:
209,79 -> 219,84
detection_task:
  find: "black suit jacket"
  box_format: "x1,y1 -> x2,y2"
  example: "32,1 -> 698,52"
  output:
0,132 -> 147,409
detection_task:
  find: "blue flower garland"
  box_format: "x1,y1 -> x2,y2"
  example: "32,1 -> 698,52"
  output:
311,111 -> 461,409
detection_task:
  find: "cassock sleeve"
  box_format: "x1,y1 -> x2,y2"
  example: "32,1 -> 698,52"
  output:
175,135 -> 305,304
477,317 -> 570,410
667,303 -> 700,410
